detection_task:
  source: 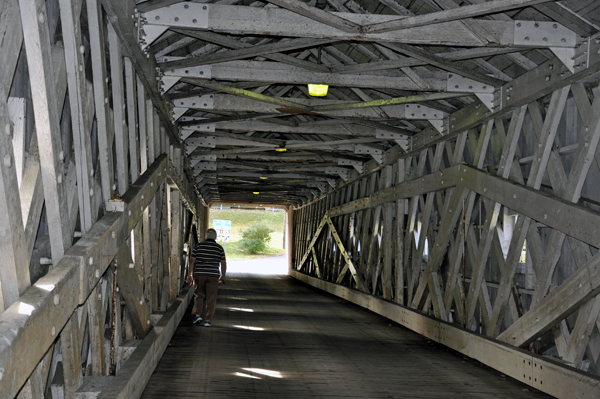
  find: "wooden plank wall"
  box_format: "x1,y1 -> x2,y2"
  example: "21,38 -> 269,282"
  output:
0,0 -> 206,397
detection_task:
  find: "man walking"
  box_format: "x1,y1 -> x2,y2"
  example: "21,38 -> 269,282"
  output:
186,228 -> 227,327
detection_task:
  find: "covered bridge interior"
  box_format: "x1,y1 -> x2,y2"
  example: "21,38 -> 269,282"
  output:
1,0 -> 600,397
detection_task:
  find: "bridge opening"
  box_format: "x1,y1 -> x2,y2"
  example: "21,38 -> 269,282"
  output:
207,203 -> 289,274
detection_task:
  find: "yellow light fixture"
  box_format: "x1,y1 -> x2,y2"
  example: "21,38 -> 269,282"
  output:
308,84 -> 328,97
253,192 -> 260,194
260,176 -> 268,180
275,147 -> 287,152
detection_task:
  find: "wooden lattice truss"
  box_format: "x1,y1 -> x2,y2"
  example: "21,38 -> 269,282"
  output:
293,82 -> 600,394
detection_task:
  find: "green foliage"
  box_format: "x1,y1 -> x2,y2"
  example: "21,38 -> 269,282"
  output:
208,208 -> 286,259
240,224 -> 274,254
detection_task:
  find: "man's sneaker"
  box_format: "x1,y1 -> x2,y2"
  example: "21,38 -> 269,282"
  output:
193,315 -> 203,324
204,320 -> 212,327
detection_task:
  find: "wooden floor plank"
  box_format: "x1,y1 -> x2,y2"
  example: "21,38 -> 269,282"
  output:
141,272 -> 550,398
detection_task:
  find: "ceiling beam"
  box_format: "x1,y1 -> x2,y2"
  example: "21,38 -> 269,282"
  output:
173,29 -> 330,73
362,0 -> 554,33
264,0 -> 362,33
143,4 -> 523,47
159,37 -> 337,70
163,60 -> 448,92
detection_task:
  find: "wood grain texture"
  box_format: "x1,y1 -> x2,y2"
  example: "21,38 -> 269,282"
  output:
142,272 -> 550,398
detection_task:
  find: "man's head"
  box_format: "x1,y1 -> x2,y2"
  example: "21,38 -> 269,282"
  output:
206,228 -> 218,240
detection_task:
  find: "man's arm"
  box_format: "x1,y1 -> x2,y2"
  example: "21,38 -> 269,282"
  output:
219,260 -> 227,284
186,257 -> 196,285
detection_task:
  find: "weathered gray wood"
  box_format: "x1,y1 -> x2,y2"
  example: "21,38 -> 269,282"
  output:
498,251 -> 600,347
160,38 -> 336,70
108,22 -> 129,196
62,305 -> 87,396
19,0 -> 72,262
169,189 -> 181,301
327,216 -> 367,292
265,0 -> 361,33
0,94 -> 29,309
100,0 -> 181,145
117,242 -> 150,338
59,0 -> 94,233
124,58 -> 139,183
87,0 -> 114,203
7,98 -> 26,188
364,0 -> 552,33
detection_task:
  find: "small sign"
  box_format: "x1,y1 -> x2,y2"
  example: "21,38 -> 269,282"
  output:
212,220 -> 232,242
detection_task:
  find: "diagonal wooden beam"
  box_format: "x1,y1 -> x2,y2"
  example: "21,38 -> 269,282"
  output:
310,92 -> 465,112
19,0 -> 72,262
326,216 -> 368,292
377,42 -> 504,87
497,251 -> 600,347
297,215 -> 328,269
363,0 -> 553,33
160,37 -> 336,70
174,29 -> 330,73
265,0 -> 361,33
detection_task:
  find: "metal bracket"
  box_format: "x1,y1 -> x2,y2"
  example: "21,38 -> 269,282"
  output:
337,159 -> 364,174
164,65 -> 212,79
140,3 -> 209,50
161,76 -> 181,94
138,24 -> 168,51
327,179 -> 338,189
185,145 -> 198,155
162,66 -> 212,94
185,136 -> 216,148
354,145 -> 383,164
376,131 -> 409,150
403,104 -> 444,120
429,120 -> 445,134
550,37 -> 591,73
514,20 -> 576,48
324,167 -> 349,182
196,171 -> 217,180
447,73 -> 496,111
307,182 -> 329,193
173,95 -> 214,110
181,122 -> 216,140
172,107 -> 188,122
191,155 -> 217,162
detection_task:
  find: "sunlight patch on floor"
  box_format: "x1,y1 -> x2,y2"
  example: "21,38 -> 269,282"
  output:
233,325 -> 265,331
243,368 -> 283,378
235,372 -> 261,380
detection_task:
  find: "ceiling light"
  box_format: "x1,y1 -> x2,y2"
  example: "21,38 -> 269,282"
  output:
253,192 -> 260,194
275,147 -> 287,152
260,176 -> 268,180
308,46 -> 328,97
308,84 -> 328,97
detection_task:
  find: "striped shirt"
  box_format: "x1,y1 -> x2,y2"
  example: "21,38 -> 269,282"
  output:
191,239 -> 226,277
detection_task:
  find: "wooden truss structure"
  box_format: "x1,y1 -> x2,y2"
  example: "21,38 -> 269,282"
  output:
0,0 -> 207,397
2,0 -> 600,397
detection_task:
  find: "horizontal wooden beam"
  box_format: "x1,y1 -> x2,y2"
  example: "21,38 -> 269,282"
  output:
289,270 -> 600,399
327,164 -> 600,249
0,155 -> 199,398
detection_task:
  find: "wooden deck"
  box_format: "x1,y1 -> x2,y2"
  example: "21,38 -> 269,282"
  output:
142,272 -> 551,398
